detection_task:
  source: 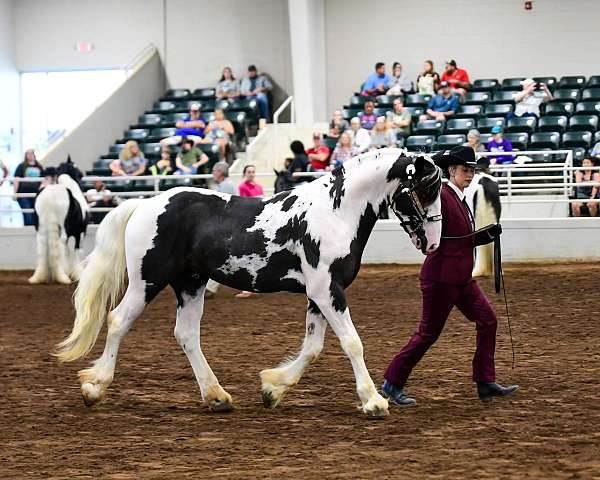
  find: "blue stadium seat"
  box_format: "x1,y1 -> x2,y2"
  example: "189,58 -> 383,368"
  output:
538,116 -> 568,133
405,135 -> 435,152
445,118 -> 476,134
477,117 -> 505,133
506,116 -> 537,133
568,115 -> 599,133
562,131 -> 592,148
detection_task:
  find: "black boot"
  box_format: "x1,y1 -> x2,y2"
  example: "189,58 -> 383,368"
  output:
477,381 -> 519,402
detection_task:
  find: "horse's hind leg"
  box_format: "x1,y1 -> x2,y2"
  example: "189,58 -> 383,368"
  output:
173,281 -> 233,412
29,224 -> 49,284
79,280 -> 148,406
260,300 -> 327,408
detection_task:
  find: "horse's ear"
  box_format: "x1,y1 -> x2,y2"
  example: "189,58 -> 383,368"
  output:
273,168 -> 279,175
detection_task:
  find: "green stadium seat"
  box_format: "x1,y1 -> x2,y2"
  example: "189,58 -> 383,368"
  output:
141,143 -> 162,156
553,89 -> 580,102
504,132 -> 529,150
454,105 -> 482,119
150,127 -> 177,140
527,148 -> 554,163
405,94 -> 431,106
404,106 -> 424,119
582,88 -> 600,101
530,132 -> 560,149
500,78 -> 524,91
562,131 -> 592,148
538,116 -> 568,133
342,108 -> 362,120
123,128 -> 150,141
163,88 -> 191,100
434,134 -> 466,150
93,159 -> 112,170
191,88 -> 216,100
445,118 -> 476,134
568,115 -> 599,133
477,117 -> 505,133
162,112 -> 190,125
544,102 -> 575,116
533,77 -> 557,90
575,101 -> 600,115
198,142 -> 221,168
558,76 -> 586,88
587,76 -> 600,87
376,95 -> 401,107
348,96 -> 372,107
571,147 -> 587,166
483,103 -> 513,117
135,113 -> 163,128
480,133 -> 493,145
323,137 -> 338,151
492,91 -> 516,103
507,116 -> 537,133
109,144 -> 125,154
151,101 -> 176,113
594,131 -> 600,144
405,135 -> 435,152
414,120 -> 444,135
471,79 -> 499,92
463,92 -> 491,105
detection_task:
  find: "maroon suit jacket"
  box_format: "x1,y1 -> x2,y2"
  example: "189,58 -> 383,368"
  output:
420,184 -> 475,285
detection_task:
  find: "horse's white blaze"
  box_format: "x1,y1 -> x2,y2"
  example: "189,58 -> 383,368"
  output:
423,194 -> 442,252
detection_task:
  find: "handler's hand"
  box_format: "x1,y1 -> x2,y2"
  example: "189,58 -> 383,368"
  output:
489,223 -> 502,237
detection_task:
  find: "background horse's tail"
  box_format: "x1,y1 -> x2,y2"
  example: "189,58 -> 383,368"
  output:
55,199 -> 142,362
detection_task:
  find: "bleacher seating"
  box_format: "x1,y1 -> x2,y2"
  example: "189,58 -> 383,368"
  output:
333,73 -> 600,166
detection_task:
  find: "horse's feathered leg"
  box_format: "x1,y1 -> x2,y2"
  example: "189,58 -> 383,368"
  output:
29,222 -> 50,284
173,283 -> 233,412
260,301 -> 327,409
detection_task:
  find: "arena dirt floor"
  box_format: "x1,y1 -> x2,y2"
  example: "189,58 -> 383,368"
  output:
1,263 -> 599,479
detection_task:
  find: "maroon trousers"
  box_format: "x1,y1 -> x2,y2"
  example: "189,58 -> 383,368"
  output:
384,278 -> 497,388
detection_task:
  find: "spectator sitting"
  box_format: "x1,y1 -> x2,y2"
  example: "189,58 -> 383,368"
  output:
487,126 -> 515,165
511,78 -> 553,119
359,101 -> 377,130
421,81 -> 459,121
288,140 -> 309,179
239,164 -> 264,197
370,116 -> 397,149
441,59 -> 471,99
174,138 -> 209,175
86,180 -> 111,205
590,140 -> 600,161
216,67 -> 239,100
212,161 -> 237,194
330,132 -> 359,168
13,149 -> 44,226
572,157 -> 599,217
90,190 -> 117,224
203,108 -> 235,160
386,97 -> 412,138
149,149 -> 173,176
387,62 -> 413,95
306,133 -> 331,171
361,62 -> 391,96
240,64 -> 273,121
348,117 -> 371,153
329,109 -> 349,139
160,103 -> 206,146
465,129 -> 485,154
110,140 -> 146,176
416,60 -> 440,95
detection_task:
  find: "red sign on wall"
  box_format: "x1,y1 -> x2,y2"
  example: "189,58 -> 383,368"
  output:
74,41 -> 94,53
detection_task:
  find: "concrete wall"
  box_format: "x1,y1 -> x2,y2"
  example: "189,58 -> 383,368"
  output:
42,52 -> 165,170
0,0 -> 20,168
13,0 -> 293,94
2,218 -> 599,269
324,0 -> 600,114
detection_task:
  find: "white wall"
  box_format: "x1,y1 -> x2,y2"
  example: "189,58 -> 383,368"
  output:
0,0 -> 20,168
324,0 -> 600,114
14,0 -> 292,94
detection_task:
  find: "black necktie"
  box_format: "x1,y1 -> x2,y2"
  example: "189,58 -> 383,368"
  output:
462,198 -> 475,231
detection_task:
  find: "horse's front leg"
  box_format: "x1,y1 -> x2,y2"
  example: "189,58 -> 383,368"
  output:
309,280 -> 389,417
260,301 -> 327,408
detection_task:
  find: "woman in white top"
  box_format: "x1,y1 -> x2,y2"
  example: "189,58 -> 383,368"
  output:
513,78 -> 553,118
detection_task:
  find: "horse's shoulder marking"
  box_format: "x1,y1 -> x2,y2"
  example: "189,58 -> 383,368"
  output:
329,166 -> 346,210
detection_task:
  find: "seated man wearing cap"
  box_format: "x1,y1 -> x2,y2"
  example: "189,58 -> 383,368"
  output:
382,146 -> 518,406
421,81 -> 460,122
160,103 -> 207,146
306,132 -> 331,171
441,59 -> 471,99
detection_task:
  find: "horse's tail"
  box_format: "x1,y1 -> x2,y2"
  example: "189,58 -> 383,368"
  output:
55,199 -> 142,362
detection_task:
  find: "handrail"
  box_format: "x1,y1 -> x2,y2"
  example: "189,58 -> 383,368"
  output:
273,96 -> 295,124
122,44 -> 157,76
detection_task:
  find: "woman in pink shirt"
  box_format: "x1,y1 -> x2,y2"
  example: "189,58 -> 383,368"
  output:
236,164 -> 264,298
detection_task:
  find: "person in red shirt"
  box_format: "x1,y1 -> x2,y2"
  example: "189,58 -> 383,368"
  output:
306,133 -> 330,171
441,59 -> 471,100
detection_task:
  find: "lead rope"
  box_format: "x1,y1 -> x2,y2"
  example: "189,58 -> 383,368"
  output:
499,256 -> 515,369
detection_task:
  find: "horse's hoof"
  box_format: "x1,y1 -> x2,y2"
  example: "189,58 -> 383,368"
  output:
56,276 -> 72,285
81,382 -> 105,407
208,398 -> 234,413
362,396 -> 390,418
28,276 -> 44,284
261,386 -> 286,409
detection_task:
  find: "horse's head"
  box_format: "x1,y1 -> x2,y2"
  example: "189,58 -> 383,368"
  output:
273,169 -> 295,193
57,156 -> 84,185
388,154 -> 442,254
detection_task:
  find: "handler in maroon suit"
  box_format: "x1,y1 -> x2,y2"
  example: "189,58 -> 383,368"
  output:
382,146 -> 518,405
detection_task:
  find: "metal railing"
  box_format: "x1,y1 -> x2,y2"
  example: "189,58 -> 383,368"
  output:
273,96 -> 295,124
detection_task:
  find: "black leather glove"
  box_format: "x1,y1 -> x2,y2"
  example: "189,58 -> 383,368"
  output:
474,223 -> 502,247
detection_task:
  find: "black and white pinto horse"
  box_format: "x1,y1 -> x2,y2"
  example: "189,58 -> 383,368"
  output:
467,172 -> 501,277
30,159 -> 90,285
56,148 -> 442,418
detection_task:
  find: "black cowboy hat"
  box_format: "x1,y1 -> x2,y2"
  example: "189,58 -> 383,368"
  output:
432,146 -> 477,169
43,166 -> 58,177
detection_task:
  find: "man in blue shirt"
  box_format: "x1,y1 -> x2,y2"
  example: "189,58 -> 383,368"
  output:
361,62 -> 391,96
422,81 -> 460,121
